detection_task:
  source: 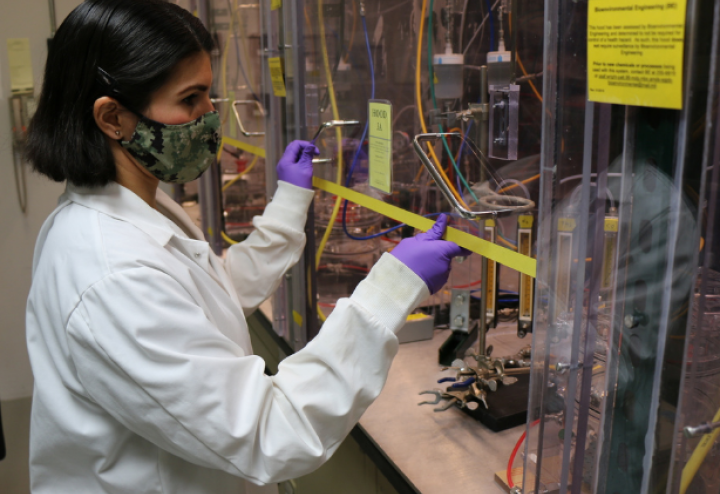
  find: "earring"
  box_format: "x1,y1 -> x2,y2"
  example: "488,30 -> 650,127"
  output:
115,131 -> 121,136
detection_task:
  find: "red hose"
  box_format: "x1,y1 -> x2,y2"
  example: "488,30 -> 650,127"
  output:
452,279 -> 482,289
507,419 -> 541,488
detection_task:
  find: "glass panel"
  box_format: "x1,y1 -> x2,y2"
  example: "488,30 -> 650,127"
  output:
298,0 -> 545,338
524,0 -> 718,492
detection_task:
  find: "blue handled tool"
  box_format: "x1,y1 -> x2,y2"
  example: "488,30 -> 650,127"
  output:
451,377 -> 476,388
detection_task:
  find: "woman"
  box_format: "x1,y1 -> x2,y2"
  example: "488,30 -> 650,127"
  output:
25,0 -> 464,492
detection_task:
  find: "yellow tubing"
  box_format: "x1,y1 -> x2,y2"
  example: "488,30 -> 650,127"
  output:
497,173 -> 541,194
221,155 -> 259,192
314,0 -> 344,271
234,0 -> 256,90
221,230 -> 238,245
415,0 -> 469,209
314,0 -> 346,323
680,406 -> 720,493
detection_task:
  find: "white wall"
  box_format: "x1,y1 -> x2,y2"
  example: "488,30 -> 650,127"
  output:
0,1 -> 81,401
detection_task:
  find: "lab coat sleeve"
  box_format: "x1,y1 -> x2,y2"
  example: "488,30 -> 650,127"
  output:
225,181 -> 315,314
66,253 -> 428,485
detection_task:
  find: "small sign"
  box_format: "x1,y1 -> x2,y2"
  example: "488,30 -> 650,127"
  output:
558,217 -> 577,232
6,38 -> 33,92
271,0 -> 282,10
587,0 -> 687,109
604,217 -> 619,232
368,100 -> 393,194
267,57 -> 287,97
518,215 -> 534,229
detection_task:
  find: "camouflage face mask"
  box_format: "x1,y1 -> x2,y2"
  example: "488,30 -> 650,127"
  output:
120,111 -> 221,184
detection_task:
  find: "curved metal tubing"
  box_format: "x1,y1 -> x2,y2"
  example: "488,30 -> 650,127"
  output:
412,133 -> 533,219
311,119 -> 361,143
232,100 -> 266,137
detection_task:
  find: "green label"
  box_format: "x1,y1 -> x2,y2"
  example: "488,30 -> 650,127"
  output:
368,100 -> 392,194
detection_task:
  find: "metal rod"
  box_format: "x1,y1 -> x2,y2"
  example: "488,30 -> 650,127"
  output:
311,119 -> 360,143
478,254 -> 489,357
48,0 -> 57,37
479,66 -> 489,182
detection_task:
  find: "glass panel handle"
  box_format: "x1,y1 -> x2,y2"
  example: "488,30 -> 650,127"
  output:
232,100 -> 266,137
311,119 -> 360,143
412,133 -> 534,220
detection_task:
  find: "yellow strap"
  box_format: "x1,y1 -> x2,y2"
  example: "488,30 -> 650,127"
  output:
218,136 -> 266,160
313,177 -> 537,278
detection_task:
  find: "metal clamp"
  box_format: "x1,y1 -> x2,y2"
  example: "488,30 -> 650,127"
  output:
412,133 -> 531,220
311,119 -> 360,143
232,100 -> 266,137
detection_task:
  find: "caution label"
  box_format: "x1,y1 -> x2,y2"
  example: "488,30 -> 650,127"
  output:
267,57 -> 287,97
587,0 -> 687,109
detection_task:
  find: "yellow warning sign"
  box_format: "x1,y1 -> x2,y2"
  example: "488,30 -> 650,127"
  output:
267,57 -> 287,97
587,0 -> 687,109
292,310 -> 303,327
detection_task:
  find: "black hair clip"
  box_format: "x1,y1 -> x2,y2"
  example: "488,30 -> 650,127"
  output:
96,67 -> 121,96
96,66 -> 138,114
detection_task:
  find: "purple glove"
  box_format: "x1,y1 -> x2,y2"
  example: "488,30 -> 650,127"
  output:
276,140 -> 319,189
390,214 -> 467,294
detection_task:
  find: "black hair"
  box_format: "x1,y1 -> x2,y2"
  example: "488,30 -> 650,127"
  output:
26,0 -> 214,186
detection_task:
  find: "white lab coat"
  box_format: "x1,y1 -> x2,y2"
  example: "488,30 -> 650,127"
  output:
26,180 -> 428,493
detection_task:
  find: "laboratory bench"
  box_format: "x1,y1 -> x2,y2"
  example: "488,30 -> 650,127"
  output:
254,302 -> 526,494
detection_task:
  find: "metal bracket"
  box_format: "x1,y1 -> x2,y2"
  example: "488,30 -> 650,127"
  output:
449,289 -> 471,332
232,100 -> 266,137
468,102 -> 489,122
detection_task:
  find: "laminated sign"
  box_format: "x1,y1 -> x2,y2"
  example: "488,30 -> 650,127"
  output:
587,0 -> 687,109
368,100 -> 393,194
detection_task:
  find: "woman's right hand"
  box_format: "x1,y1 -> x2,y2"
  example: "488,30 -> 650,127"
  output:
276,140 -> 319,189
390,214 -> 467,294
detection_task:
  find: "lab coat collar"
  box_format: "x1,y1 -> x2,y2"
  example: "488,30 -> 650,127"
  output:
64,182 -> 178,247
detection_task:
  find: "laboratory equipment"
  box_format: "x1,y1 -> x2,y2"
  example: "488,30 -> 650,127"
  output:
418,345 -> 532,431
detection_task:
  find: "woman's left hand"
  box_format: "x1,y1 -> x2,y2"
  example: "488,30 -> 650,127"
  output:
276,140 -> 319,189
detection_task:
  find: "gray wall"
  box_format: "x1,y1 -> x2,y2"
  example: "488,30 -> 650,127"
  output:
0,1 -> 80,490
